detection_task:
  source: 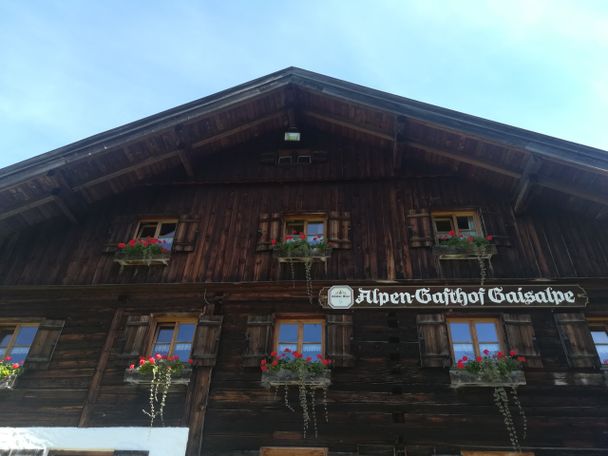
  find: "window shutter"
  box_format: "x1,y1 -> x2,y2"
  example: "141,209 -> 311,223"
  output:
243,315 -> 274,367
479,206 -> 513,247
326,314 -> 355,367
103,215 -> 136,253
24,319 -> 65,369
191,315 -> 223,366
173,215 -> 200,252
406,209 -> 433,247
502,313 -> 543,368
417,314 -> 450,367
327,211 -> 352,250
256,213 -> 282,252
119,315 -> 151,359
554,313 -> 599,368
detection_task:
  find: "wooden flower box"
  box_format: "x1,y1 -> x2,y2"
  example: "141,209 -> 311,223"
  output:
433,243 -> 497,260
274,246 -> 332,263
449,368 -> 526,388
0,375 -> 18,390
261,369 -> 331,389
113,251 -> 171,267
123,367 -> 192,386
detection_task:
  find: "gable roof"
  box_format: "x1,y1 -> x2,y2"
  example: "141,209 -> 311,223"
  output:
1,66 -> 607,236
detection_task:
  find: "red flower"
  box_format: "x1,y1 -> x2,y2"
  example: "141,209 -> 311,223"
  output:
128,239 -> 136,247
150,238 -> 159,244
271,360 -> 278,366
306,356 -> 312,362
155,353 -> 162,360
486,234 -> 493,241
139,359 -> 146,365
129,364 -> 135,369
188,359 -> 193,365
271,239 -> 277,246
322,359 -> 330,366
448,230 -> 455,237
270,351 -> 277,357
117,242 -> 126,249
497,351 -> 504,359
476,356 -> 482,362
11,363 -> 19,369
260,359 -> 267,366
509,350 -> 517,357
285,235 -> 293,240
174,355 -> 179,360
316,354 -> 323,360
148,357 -> 155,364
292,230 -> 298,234
517,356 -> 526,363
261,365 -> 268,372
461,356 -> 468,362
284,348 -> 291,353
293,351 -> 302,359
483,349 -> 490,355
5,356 -> 11,361
299,234 -> 306,240
457,361 -> 465,369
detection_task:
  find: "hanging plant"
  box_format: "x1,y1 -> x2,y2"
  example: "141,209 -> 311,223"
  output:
126,354 -> 192,427
435,231 -> 495,285
272,233 -> 331,303
0,357 -> 23,389
260,349 -> 332,438
455,350 -> 528,450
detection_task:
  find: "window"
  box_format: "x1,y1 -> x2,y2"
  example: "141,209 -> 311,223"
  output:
135,219 -> 178,250
150,320 -> 197,360
0,324 -> 39,364
461,452 -> 534,456
261,448 -> 327,456
284,216 -> 326,244
275,319 -> 324,359
589,320 -> 608,366
432,211 -> 482,241
447,318 -> 504,361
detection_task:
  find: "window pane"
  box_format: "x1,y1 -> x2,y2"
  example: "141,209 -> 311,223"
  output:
15,326 -> 38,346
177,323 -> 196,343
303,323 -> 322,343
479,343 -> 500,355
278,324 -> 298,342
307,223 -> 325,236
0,328 -> 14,348
453,343 -> 475,360
285,221 -> 305,236
152,343 -> 171,356
457,216 -> 475,231
159,223 -> 177,237
449,323 -> 472,342
278,343 -> 297,357
173,343 -> 192,360
434,219 -> 453,233
9,346 -> 29,364
596,346 -> 608,363
475,323 -> 498,342
302,343 -> 322,359
591,331 -> 608,344
156,327 -> 174,343
138,223 -> 157,238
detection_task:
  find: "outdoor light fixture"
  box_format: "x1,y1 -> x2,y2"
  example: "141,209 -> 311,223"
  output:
284,127 -> 301,142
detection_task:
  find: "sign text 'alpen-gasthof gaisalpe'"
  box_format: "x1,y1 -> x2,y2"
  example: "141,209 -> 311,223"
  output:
320,285 -> 588,309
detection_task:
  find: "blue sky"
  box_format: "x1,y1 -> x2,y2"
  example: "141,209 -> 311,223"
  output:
1,1 -> 607,169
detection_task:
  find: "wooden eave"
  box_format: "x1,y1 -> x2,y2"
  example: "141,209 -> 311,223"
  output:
0,67 -> 607,236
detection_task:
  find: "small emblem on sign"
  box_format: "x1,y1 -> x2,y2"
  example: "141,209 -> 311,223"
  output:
327,285 -> 354,309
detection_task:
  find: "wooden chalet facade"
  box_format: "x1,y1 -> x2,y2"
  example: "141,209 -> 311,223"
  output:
1,67 -> 607,456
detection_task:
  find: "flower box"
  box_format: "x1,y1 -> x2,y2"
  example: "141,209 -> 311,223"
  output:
433,243 -> 497,260
449,368 -> 526,388
274,246 -> 332,263
113,251 -> 171,267
123,367 -> 192,385
0,375 -> 17,390
261,368 -> 331,389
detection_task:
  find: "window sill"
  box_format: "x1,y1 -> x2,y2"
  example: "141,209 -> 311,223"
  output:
113,252 -> 171,267
0,375 -> 18,390
261,369 -> 331,389
433,244 -> 497,260
123,367 -> 192,386
449,368 -> 526,388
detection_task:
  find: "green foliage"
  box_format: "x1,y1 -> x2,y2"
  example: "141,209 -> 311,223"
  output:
0,359 -> 22,380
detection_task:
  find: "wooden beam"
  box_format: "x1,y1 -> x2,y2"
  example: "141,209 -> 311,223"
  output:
302,110 -> 394,141
73,149 -> 181,191
0,196 -> 56,222
51,192 -> 78,224
192,112 -> 284,148
78,308 -> 124,427
536,175 -> 608,206
513,155 -> 542,214
178,150 -> 195,178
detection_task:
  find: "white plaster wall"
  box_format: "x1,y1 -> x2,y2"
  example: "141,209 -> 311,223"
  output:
0,427 -> 189,455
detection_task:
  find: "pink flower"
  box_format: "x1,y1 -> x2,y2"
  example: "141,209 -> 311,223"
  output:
5,356 -> 11,361
461,356 -> 468,362
155,353 -> 162,360
117,242 -> 126,249
129,363 -> 135,369
483,349 -> 490,355
148,357 -> 155,364
271,360 -> 278,366
509,350 -> 517,357
11,363 -> 19,369
517,356 -> 526,363
486,235 -> 493,241
260,359 -> 267,366
139,359 -> 146,366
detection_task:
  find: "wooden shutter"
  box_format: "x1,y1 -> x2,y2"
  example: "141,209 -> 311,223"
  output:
173,215 -> 200,252
479,206 -> 513,247
191,315 -> 223,366
256,213 -> 282,252
406,209 -> 433,247
417,314 -> 450,367
503,313 -> 543,368
326,314 -> 354,367
327,211 -> 352,250
119,315 -> 151,359
554,313 -> 599,368
24,319 -> 65,369
102,215 -> 136,253
243,315 -> 274,367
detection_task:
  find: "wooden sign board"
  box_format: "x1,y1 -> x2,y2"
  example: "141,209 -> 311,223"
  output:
319,285 -> 588,310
